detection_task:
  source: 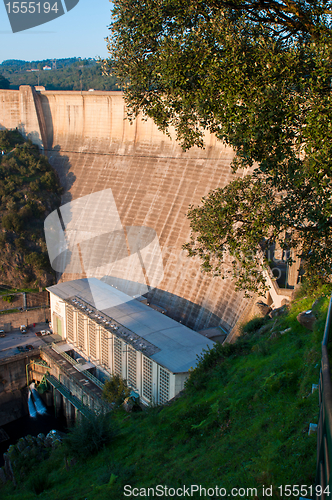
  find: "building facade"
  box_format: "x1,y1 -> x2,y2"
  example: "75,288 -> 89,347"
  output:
48,278 -> 214,405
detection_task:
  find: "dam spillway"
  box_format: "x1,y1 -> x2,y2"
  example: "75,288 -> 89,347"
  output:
0,86 -> 253,334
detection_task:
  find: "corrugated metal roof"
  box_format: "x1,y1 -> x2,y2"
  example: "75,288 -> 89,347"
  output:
47,278 -> 215,373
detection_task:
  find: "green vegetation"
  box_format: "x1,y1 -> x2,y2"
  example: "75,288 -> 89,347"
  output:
64,413 -> 117,460
0,129 -> 62,288
106,0 -> 332,293
0,58 -> 120,91
0,74 -> 10,89
1,287 -> 328,499
102,374 -> 131,407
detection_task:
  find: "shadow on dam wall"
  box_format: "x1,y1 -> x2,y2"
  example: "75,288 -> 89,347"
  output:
0,87 -> 255,333
100,275 -> 228,332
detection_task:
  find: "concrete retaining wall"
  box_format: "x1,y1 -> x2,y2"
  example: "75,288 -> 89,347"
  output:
0,351 -> 40,425
0,307 -> 50,331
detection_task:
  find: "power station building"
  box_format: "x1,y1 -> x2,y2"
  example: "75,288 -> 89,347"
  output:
47,278 -> 215,405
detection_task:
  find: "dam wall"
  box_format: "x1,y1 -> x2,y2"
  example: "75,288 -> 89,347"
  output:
0,86 -> 255,334
0,351 -> 40,426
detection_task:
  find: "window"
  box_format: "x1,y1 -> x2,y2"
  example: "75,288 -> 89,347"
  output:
113,337 -> 122,376
88,320 -> 96,359
77,313 -> 85,349
142,356 -> 153,401
159,367 -> 170,404
66,306 -> 74,342
101,328 -> 109,367
127,347 -> 137,389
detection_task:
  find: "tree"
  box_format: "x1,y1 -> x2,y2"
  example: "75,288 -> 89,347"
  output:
105,0 -> 332,292
64,413 -> 116,459
102,374 -> 131,406
0,74 -> 10,89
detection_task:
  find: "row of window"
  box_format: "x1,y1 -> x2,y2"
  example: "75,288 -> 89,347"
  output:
65,305 -> 170,403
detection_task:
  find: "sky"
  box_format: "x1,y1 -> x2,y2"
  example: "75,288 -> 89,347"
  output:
0,0 -> 113,63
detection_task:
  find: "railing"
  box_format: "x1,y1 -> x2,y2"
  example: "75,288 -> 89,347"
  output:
316,295 -> 332,499
51,342 -> 105,389
45,373 -> 94,419
43,346 -> 107,405
82,370 -> 105,390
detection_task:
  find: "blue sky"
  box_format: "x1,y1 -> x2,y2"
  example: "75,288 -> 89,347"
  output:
0,0 -> 112,63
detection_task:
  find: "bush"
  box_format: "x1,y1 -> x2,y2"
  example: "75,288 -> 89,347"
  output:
242,317 -> 267,334
102,374 -> 131,406
64,413 -> 116,459
27,473 -> 52,495
2,294 -> 14,303
25,251 -> 49,270
40,171 -> 58,191
1,212 -> 23,232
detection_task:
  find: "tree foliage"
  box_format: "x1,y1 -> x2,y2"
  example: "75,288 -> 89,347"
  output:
0,74 -> 10,89
102,374 -> 131,406
0,129 -> 62,287
64,413 -> 116,459
0,58 -> 120,91
105,0 -> 332,291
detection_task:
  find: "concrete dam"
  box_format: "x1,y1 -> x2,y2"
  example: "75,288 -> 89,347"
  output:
0,85 -> 254,335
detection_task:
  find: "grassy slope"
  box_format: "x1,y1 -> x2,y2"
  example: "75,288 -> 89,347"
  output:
2,287 -> 330,500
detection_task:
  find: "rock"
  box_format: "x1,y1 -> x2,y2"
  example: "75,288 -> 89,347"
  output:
312,299 -> 320,309
25,435 -> 35,446
269,304 -> 288,319
7,445 -> 17,459
45,430 -> 63,448
36,437 -> 44,448
3,452 -> 16,485
257,323 -> 271,335
21,447 -> 31,459
16,437 -> 26,453
253,301 -> 272,318
123,397 -> 135,413
0,467 -> 7,484
297,310 -> 316,331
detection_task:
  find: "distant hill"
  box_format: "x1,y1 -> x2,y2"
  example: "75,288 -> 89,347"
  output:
0,58 -> 120,91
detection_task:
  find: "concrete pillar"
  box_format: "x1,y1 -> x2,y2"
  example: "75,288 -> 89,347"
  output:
18,85 -> 45,149
75,408 -> 83,424
287,252 -> 301,288
64,398 -> 75,427
44,391 -> 53,407
152,362 -> 158,405
54,390 -> 63,417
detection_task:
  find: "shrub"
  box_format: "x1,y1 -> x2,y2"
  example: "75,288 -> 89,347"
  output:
40,171 -> 58,191
25,251 -> 49,270
27,473 -> 52,495
64,413 -> 116,459
2,294 -> 14,303
2,212 -> 23,232
102,374 -> 131,406
242,317 -> 267,334
0,232 -> 7,249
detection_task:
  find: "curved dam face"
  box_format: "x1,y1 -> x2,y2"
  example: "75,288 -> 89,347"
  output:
0,86 -> 253,333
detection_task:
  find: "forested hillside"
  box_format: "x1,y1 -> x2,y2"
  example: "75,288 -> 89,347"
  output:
0,129 -> 61,288
0,58 -> 119,91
